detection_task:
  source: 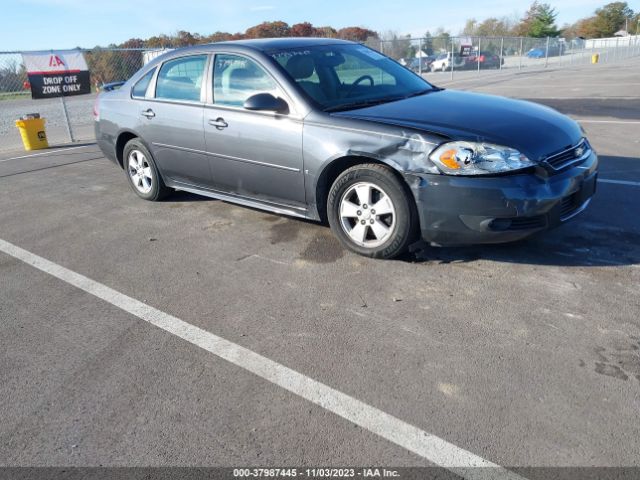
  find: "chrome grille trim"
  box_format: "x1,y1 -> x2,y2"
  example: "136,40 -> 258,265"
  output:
544,139 -> 591,171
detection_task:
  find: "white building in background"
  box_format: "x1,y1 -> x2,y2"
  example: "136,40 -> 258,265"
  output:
585,34 -> 638,49
143,49 -> 173,65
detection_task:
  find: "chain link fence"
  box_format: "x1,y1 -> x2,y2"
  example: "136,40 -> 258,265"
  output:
0,48 -> 165,152
1,35 -> 639,152
370,34 -> 640,75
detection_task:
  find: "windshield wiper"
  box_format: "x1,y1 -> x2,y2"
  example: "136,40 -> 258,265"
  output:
403,87 -> 443,99
324,88 -> 444,113
323,96 -> 406,113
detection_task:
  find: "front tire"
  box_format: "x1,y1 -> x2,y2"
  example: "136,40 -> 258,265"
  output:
123,139 -> 170,201
327,164 -> 417,259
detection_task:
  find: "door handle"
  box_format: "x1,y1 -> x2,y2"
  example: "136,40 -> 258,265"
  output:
141,109 -> 155,118
209,117 -> 228,130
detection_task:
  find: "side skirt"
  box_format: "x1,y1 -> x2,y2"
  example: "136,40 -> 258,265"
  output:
166,180 -> 313,221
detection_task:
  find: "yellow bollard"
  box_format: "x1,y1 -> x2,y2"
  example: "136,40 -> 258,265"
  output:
591,53 -> 600,64
15,116 -> 48,151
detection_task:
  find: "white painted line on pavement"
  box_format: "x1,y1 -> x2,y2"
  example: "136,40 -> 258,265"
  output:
599,178 -> 640,187
0,237 -> 525,480
0,144 -> 96,163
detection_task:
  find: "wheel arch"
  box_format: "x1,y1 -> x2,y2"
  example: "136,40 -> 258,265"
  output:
314,154 -> 412,224
115,130 -> 152,169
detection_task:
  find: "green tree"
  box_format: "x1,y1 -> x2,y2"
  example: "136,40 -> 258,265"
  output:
591,2 -> 635,36
564,2 -> 636,38
515,1 -> 560,37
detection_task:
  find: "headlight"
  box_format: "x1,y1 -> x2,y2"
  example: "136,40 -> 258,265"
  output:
429,141 -> 534,175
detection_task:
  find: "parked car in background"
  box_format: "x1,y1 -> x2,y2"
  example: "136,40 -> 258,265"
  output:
527,48 -> 545,59
464,51 -> 503,69
430,53 -> 465,71
95,38 -> 598,259
409,56 -> 435,72
527,44 -> 564,58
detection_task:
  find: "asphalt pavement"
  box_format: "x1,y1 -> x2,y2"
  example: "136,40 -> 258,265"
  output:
0,58 -> 639,479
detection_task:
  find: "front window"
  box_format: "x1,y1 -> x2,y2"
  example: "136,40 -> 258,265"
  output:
270,44 -> 435,112
213,54 -> 281,107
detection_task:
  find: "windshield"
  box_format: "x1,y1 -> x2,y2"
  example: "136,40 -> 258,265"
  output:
269,44 -> 436,112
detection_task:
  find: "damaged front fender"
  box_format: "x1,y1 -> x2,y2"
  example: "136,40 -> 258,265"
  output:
303,112 -> 448,219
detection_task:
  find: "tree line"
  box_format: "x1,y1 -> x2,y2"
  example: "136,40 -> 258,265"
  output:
2,1 -> 638,91
101,1 -> 638,53
457,1 -> 638,39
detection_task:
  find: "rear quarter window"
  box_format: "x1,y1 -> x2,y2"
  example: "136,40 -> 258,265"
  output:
131,68 -> 156,98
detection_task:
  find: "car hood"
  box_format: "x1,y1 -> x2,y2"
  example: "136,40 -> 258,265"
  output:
332,89 -> 583,161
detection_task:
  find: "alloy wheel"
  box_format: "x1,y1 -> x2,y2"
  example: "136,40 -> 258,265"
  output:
339,182 -> 396,248
127,149 -> 153,194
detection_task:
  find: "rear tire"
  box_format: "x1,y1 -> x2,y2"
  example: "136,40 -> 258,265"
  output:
123,139 -> 170,201
327,164 -> 417,259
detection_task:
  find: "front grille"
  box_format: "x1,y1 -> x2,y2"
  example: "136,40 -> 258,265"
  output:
545,139 -> 590,171
508,216 -> 547,230
559,192 -> 581,219
488,216 -> 547,231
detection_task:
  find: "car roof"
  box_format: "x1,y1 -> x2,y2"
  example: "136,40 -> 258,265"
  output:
169,37 -> 356,56
142,37 -> 360,72
216,37 -> 355,50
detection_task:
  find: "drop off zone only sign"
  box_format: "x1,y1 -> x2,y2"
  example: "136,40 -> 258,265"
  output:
22,50 -> 91,99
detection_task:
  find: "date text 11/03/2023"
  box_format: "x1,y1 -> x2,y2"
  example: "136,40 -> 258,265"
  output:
232,468 -> 400,477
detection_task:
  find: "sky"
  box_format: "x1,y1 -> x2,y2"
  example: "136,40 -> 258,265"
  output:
0,0 -> 632,51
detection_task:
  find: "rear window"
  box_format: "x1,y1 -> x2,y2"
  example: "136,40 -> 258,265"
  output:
155,55 -> 207,102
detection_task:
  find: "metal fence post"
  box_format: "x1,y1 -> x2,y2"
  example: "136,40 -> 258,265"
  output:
60,96 -> 74,143
450,37 -> 454,80
499,37 -> 504,70
418,37 -> 422,75
544,36 -> 550,67
519,37 -> 523,70
569,40 -> 573,65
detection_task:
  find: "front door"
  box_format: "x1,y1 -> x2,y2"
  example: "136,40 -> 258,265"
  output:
203,53 -> 305,209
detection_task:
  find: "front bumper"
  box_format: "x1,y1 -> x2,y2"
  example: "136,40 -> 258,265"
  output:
406,151 -> 598,246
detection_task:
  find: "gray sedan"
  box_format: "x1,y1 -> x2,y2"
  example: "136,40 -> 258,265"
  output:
95,38 -> 597,259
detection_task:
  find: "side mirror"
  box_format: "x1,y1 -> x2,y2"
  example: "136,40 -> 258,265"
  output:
244,93 -> 289,114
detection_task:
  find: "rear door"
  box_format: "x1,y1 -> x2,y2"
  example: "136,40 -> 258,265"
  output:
135,54 -> 211,186
203,53 -> 305,209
